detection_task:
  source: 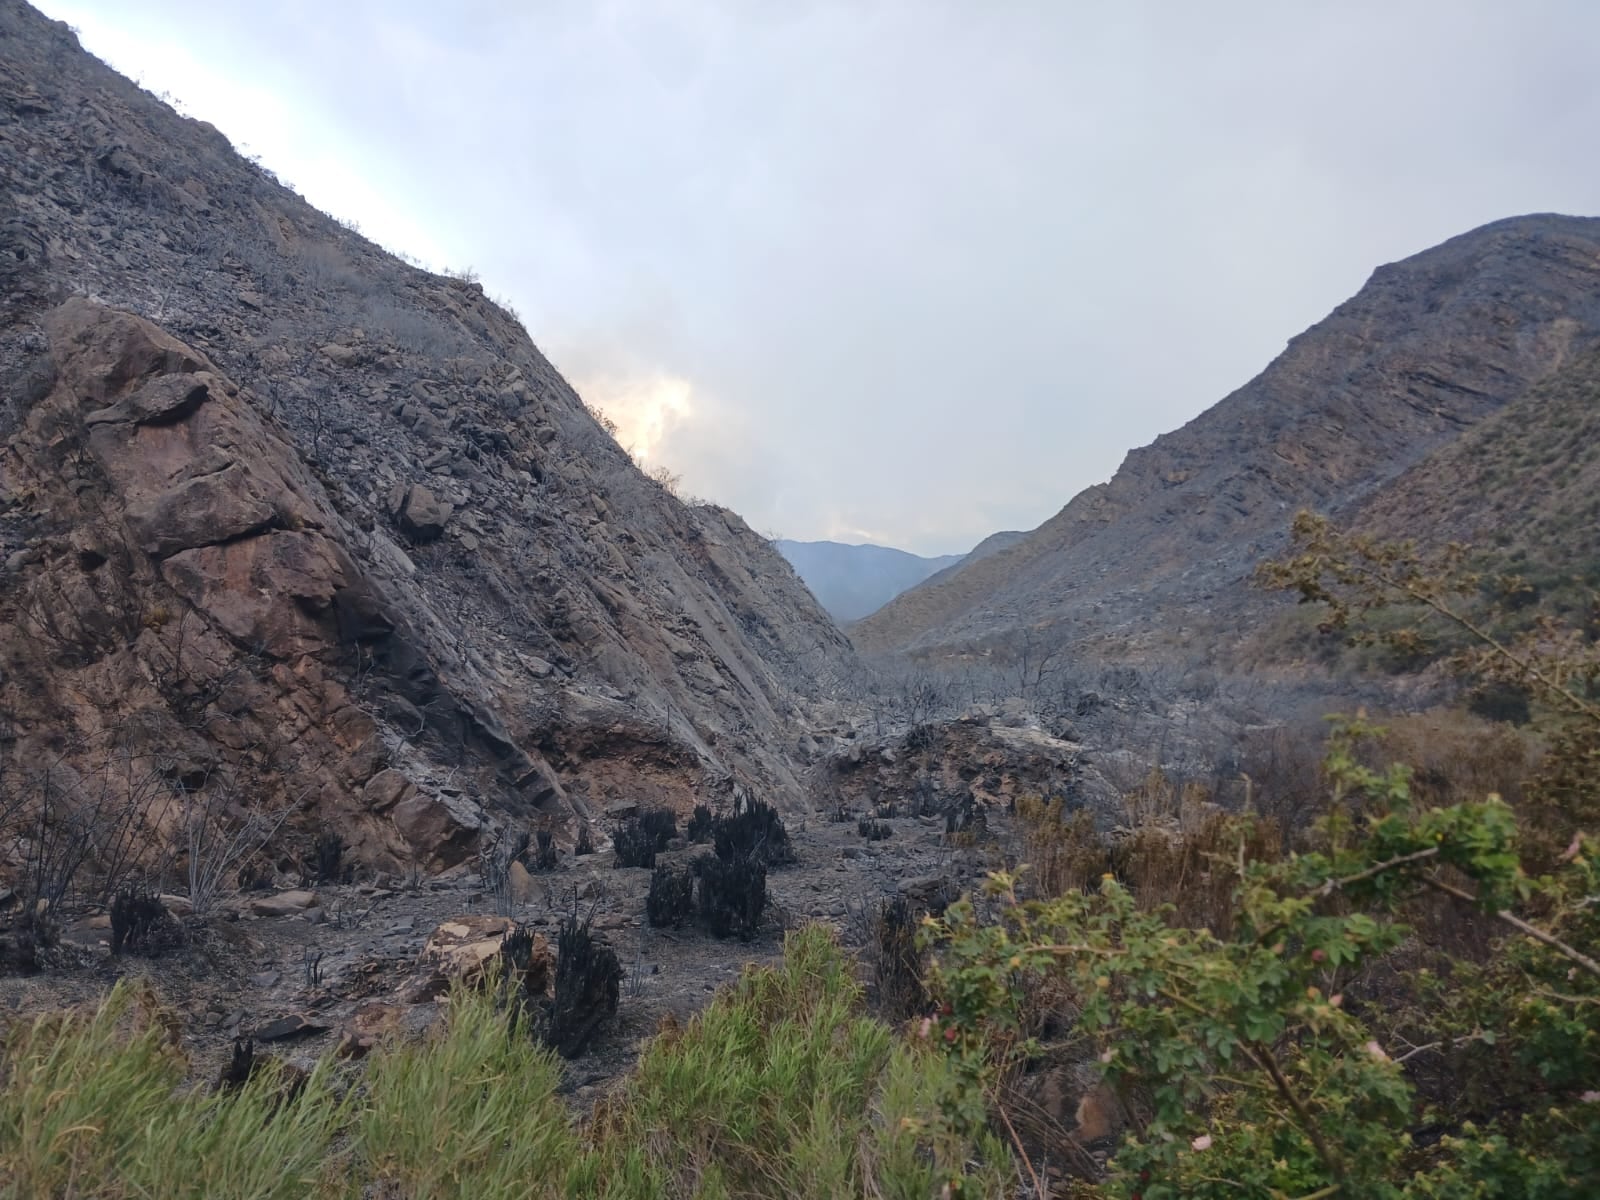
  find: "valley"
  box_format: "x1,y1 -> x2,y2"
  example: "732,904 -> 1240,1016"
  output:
2,1 -> 1598,1195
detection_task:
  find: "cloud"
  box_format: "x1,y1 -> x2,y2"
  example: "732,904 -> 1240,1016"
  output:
36,0 -> 1600,556
572,369 -> 694,467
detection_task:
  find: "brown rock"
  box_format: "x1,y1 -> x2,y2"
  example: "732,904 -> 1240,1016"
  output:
508,859 -> 543,905
363,768 -> 415,812
391,792 -> 484,866
410,916 -> 553,1001
161,532 -> 347,657
387,483 -> 453,543
249,890 -> 319,917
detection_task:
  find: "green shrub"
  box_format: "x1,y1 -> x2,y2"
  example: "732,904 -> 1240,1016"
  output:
0,928 -> 1008,1199
0,981 -> 347,1198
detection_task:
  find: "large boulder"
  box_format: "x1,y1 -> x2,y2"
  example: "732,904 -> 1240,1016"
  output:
391,791 -> 485,867
409,915 -> 553,1001
386,483 -> 452,543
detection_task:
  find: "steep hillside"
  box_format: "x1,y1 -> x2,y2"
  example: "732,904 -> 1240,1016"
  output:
1350,343 -> 1600,589
0,1 -> 853,873
775,539 -> 963,622
917,530 -> 1026,591
853,214 -> 1600,662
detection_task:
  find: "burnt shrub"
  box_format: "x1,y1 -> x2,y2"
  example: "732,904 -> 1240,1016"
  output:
875,801 -> 898,819
545,915 -> 621,1058
640,809 -> 678,848
613,809 -> 677,869
110,889 -> 174,956
506,830 -> 533,863
685,803 -> 715,843
531,829 -> 558,872
311,831 -> 346,884
646,862 -> 696,928
574,826 -> 595,856
1468,679 -> 1533,725
858,818 -> 891,842
497,922 -> 553,1014
216,1039 -> 257,1091
873,895 -> 925,1019
1,913 -> 52,973
944,795 -> 987,840
695,852 -> 766,941
612,820 -> 658,869
711,797 -> 793,867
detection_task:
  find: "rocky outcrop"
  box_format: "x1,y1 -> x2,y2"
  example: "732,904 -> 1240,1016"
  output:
819,711 -> 1099,823
853,214 -> 1600,663
0,0 -> 853,876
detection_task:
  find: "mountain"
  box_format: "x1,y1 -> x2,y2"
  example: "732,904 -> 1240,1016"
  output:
916,530 -> 1026,591
0,0 -> 853,872
1350,341 -> 1600,588
852,214 -> 1600,663
775,540 -> 965,622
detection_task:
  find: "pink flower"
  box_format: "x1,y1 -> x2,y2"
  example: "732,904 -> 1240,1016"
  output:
1580,1091 -> 1600,1103
918,1018 -> 932,1039
1191,1134 -> 1213,1151
1364,1040 -> 1390,1062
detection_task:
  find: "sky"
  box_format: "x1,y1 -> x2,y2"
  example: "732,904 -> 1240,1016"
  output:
35,1 -> 1600,555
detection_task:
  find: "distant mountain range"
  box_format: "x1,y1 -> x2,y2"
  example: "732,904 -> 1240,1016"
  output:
851,214 -> 1600,663
775,539 -> 997,623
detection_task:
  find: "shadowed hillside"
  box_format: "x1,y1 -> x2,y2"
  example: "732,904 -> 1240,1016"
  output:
853,214 -> 1600,663
0,0 -> 853,873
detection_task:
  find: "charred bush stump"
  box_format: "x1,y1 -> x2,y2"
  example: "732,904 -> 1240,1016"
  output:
685,803 -> 715,843
695,852 -> 767,941
710,797 -> 793,868
544,916 -> 621,1058
110,889 -> 178,956
612,808 -> 677,869
873,896 -> 926,1019
858,818 -> 892,842
646,861 -> 696,928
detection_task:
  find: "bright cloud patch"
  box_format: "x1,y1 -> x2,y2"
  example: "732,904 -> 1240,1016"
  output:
575,371 -> 694,466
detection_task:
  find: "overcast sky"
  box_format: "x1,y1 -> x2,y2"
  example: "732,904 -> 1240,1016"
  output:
36,1 -> 1600,555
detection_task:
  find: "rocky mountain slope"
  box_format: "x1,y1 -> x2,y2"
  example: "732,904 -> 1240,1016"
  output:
0,0 -> 854,875
1349,342 -> 1600,586
852,214 -> 1600,664
775,539 -> 963,623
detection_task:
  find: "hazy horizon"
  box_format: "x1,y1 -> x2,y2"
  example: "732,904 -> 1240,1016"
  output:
35,0 -> 1600,555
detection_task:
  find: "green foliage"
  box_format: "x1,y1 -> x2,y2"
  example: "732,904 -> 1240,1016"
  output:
0,927 -> 1004,1199
0,981 -> 347,1198
925,710 -> 1600,1197
592,924 -> 1009,1197
358,980 -> 576,1196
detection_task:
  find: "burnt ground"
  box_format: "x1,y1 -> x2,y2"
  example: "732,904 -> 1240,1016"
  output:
0,806 -> 1001,1102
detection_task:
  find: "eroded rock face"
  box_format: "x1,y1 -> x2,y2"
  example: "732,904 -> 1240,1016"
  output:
3,301 -> 426,868
0,0 -> 855,879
